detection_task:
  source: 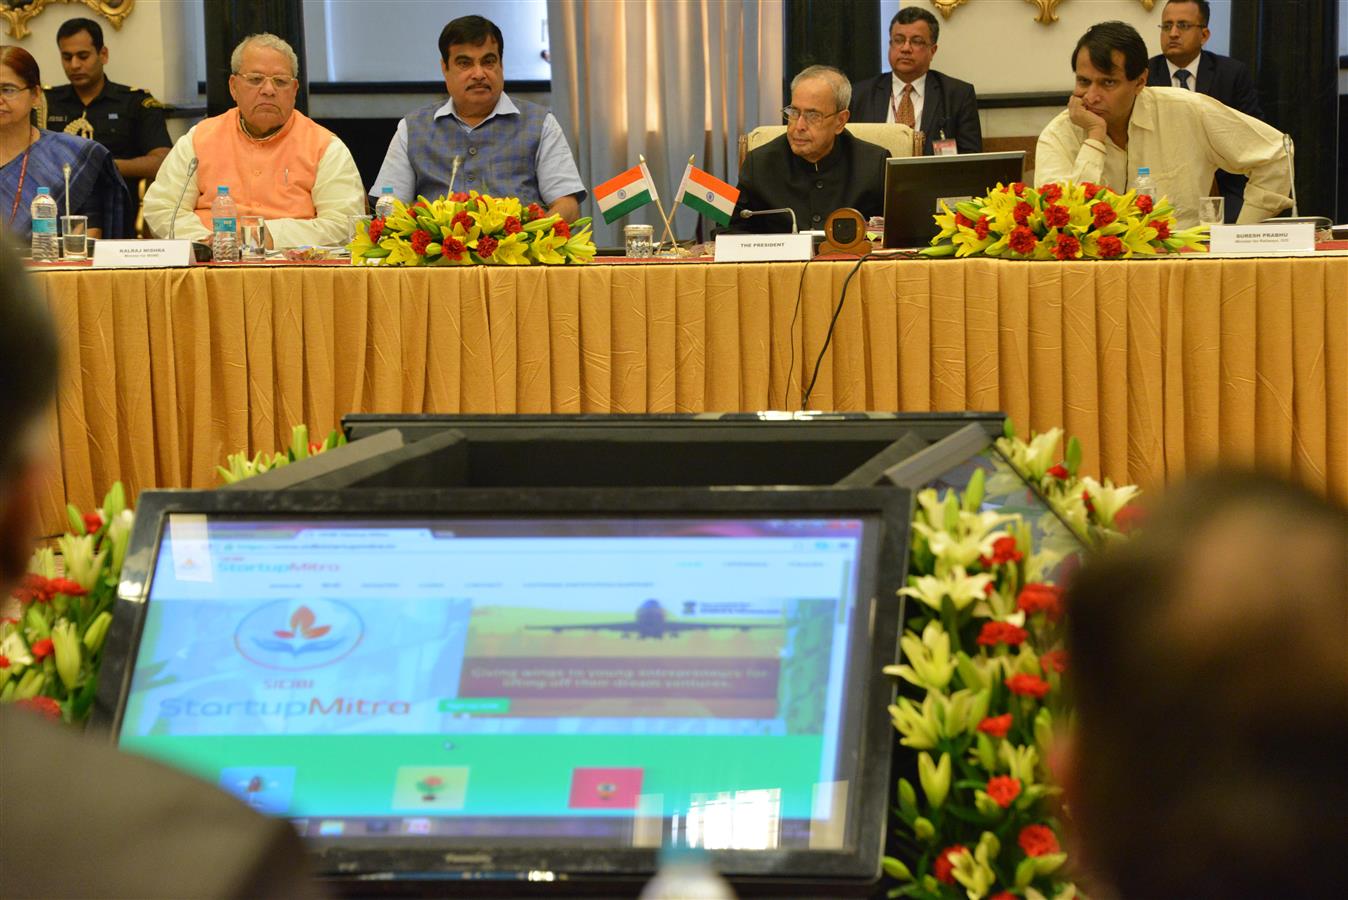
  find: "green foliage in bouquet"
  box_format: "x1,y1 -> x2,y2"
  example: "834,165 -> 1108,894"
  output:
217,424 -> 346,484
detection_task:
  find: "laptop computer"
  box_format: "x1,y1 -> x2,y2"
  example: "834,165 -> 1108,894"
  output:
882,151 -> 1026,250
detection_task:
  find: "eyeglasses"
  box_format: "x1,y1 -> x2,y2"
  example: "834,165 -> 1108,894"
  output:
783,106 -> 840,127
1158,22 -> 1203,32
235,73 -> 297,90
0,84 -> 33,98
889,36 -> 931,49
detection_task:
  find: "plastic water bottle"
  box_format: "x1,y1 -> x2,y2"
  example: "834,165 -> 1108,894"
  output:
211,185 -> 239,262
374,185 -> 397,219
1134,167 -> 1156,204
638,848 -> 735,899
30,186 -> 59,261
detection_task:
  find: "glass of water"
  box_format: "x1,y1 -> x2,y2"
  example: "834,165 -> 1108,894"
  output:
239,215 -> 266,262
60,215 -> 88,260
624,223 -> 654,258
1198,196 -> 1225,226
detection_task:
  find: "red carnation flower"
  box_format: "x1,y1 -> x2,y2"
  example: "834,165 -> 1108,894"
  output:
974,215 -> 991,239
978,714 -> 1013,739
1006,672 -> 1052,698
1083,489 -> 1096,515
1040,649 -> 1069,673
955,212 -> 973,229
1018,824 -> 1061,858
1040,183 -> 1063,204
524,202 -> 545,221
30,637 -> 54,661
50,578 -> 87,597
503,216 -> 522,235
1017,582 -> 1063,620
442,237 -> 466,261
934,845 -> 968,885
1013,201 -> 1033,225
554,220 -> 572,239
367,217 -> 384,243
1011,181 -> 1026,196
14,573 -> 55,605
1053,232 -> 1081,261
451,211 -> 473,232
977,620 -> 1030,647
1097,235 -> 1124,258
16,696 -> 62,721
986,775 -> 1022,808
410,229 -> 433,255
1044,203 -> 1070,228
989,535 -> 1022,564
0,655 -> 10,669
1091,201 -> 1117,229
1046,463 -> 1070,479
990,893 -> 1018,900
1152,218 -> 1171,241
1008,226 -> 1037,255
1082,182 -> 1102,200
476,235 -> 499,259
449,192 -> 470,202
1114,501 -> 1146,533
82,512 -> 103,534
1135,193 -> 1154,214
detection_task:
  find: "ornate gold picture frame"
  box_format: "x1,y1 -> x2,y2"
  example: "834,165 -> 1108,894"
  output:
1,0 -> 135,41
931,1 -> 1160,25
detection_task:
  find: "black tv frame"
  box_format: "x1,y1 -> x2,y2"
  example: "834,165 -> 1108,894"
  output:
91,485 -> 913,896
220,428 -> 469,492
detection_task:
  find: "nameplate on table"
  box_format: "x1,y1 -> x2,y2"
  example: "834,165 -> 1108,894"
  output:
1208,223 -> 1315,254
714,233 -> 813,262
92,239 -> 194,268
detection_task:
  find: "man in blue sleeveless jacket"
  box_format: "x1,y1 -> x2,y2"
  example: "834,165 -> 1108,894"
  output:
372,15 -> 586,222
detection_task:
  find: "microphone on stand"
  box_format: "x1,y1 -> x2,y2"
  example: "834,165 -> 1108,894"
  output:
1282,133 -> 1297,218
168,157 -> 198,240
448,155 -> 463,193
739,206 -> 798,233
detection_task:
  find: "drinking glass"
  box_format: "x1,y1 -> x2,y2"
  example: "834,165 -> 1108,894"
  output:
624,223 -> 654,258
60,215 -> 88,260
348,214 -> 373,243
239,216 -> 266,262
1198,196 -> 1225,226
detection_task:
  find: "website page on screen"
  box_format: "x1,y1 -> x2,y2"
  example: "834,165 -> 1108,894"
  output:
118,515 -> 873,848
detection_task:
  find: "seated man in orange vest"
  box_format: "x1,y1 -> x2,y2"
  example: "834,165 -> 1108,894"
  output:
143,33 -> 363,249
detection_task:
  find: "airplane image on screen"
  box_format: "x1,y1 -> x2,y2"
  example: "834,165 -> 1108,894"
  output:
527,599 -> 777,640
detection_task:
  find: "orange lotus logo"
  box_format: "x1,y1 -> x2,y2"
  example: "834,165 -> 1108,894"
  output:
235,600 -> 363,670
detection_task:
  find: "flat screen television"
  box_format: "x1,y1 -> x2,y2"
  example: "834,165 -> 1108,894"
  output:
91,486 -> 913,894
881,151 -> 1025,249
339,412 -> 1007,489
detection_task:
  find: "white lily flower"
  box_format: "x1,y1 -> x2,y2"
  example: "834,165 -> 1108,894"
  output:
57,533 -> 108,593
899,569 -> 996,612
1081,476 -> 1142,528
887,621 -> 957,690
1,632 -> 33,668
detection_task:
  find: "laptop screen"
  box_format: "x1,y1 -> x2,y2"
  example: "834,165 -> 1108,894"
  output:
100,490 -> 906,884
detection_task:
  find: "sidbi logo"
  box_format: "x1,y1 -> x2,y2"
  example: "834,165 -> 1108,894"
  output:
234,599 -> 363,670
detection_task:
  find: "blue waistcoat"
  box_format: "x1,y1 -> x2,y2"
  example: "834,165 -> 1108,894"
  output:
404,96 -> 549,204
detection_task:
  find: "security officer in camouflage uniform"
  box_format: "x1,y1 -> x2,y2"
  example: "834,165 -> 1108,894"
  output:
44,17 -> 171,233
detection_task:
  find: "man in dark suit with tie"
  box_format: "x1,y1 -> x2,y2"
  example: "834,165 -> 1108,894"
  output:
847,7 -> 981,155
1146,0 -> 1265,222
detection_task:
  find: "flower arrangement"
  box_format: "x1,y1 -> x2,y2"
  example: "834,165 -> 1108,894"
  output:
217,423 -> 346,484
1,483 -> 133,725
920,181 -> 1208,260
883,422 -> 1140,899
349,191 -> 596,267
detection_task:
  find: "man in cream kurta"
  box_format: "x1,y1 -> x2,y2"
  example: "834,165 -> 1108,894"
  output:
1036,21 -> 1290,228
144,34 -> 364,249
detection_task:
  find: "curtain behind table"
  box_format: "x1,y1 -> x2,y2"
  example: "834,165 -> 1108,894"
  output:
548,0 -> 783,248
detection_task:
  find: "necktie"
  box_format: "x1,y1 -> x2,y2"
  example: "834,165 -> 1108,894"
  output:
1175,69 -> 1192,90
894,84 -> 915,128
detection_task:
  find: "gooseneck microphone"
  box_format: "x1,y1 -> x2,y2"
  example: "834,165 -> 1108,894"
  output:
448,155 -> 463,193
1282,133 -> 1297,217
739,207 -> 799,234
167,157 -> 199,240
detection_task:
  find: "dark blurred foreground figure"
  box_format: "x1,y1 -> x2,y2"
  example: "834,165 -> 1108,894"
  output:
1062,472 -> 1348,900
0,238 -> 323,899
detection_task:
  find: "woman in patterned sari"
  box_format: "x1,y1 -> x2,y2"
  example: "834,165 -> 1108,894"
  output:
1,45 -> 129,241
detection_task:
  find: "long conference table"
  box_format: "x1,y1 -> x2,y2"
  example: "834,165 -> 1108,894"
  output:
29,255 -> 1348,535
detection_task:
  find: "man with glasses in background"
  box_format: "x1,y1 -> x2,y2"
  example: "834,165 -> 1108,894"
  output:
728,65 -> 888,234
144,33 -> 364,249
1145,0 -> 1263,221
847,7 -> 981,155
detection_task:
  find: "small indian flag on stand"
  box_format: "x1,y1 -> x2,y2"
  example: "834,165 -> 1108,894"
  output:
674,162 -> 739,226
594,162 -> 659,224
